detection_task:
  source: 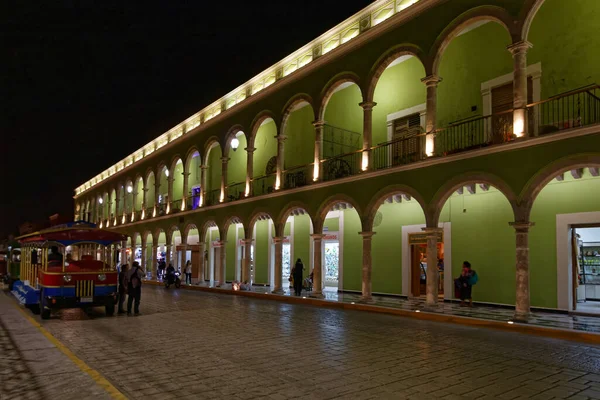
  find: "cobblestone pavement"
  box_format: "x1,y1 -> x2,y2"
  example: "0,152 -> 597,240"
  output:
4,285 -> 600,399
0,292 -> 112,400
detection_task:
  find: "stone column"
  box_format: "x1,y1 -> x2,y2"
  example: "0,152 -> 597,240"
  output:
272,237 -> 285,294
153,181 -> 160,217
421,75 -> 442,157
310,234 -> 324,298
167,176 -> 174,212
217,241 -> 227,287
220,157 -> 229,203
507,41 -> 532,137
275,135 -> 287,190
242,239 -> 253,283
359,232 -> 376,302
359,101 -> 376,171
151,243 -> 158,279
312,120 -> 325,182
200,165 -> 208,206
181,171 -> 190,210
165,244 -> 172,266
197,242 -> 206,284
120,240 -> 127,266
142,187 -> 148,214
140,244 -> 147,275
510,221 -> 534,320
423,227 -> 442,306
245,147 -> 256,197
114,196 -> 120,224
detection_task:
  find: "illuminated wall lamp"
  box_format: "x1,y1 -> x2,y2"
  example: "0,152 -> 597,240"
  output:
127,186 -> 133,193
231,137 -> 239,151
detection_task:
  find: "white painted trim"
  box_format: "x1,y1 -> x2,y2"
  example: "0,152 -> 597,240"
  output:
556,211 -> 600,311
401,222 -> 452,299
386,103 -> 427,142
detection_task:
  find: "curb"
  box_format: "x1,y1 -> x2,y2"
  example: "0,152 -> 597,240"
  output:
146,280 -> 600,345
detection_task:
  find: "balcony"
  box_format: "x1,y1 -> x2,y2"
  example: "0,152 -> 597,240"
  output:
109,85 -> 599,227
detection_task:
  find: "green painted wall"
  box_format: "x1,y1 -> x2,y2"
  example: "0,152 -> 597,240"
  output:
254,220 -> 270,284
284,105 -> 315,168
173,161 -> 184,201
372,57 -> 426,145
207,146 -> 222,192
372,200 -> 426,294
438,188 -> 516,305
528,0 -> 600,97
253,120 -> 277,178
323,217 -> 339,232
342,209 -> 362,291
159,169 -> 168,199
189,154 -> 201,189
135,179 -> 143,211
293,214 -> 311,279
284,221 -> 291,236
228,134 -> 247,185
530,174 -> 600,308
323,84 -> 363,142
437,22 -> 512,128
146,174 -> 155,209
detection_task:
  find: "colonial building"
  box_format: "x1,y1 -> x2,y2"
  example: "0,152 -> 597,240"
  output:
73,0 -> 600,320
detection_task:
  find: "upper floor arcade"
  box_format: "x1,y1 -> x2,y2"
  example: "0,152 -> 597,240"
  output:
74,0 -> 600,227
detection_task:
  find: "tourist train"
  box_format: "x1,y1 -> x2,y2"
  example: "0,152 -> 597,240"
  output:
12,221 -> 126,319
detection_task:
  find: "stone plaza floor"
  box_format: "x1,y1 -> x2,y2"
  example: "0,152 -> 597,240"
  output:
2,285 -> 600,399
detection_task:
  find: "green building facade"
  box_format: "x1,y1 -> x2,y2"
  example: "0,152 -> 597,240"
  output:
74,0 -> 600,319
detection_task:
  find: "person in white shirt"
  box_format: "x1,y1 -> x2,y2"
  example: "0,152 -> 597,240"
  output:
184,260 -> 192,285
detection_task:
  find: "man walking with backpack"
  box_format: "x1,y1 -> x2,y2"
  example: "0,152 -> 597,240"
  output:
126,261 -> 144,316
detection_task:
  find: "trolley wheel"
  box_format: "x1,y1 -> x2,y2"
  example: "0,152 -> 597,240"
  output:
105,303 -> 115,316
175,280 -> 181,289
30,304 -> 41,315
39,289 -> 51,320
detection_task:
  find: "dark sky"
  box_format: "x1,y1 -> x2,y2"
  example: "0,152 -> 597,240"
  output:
2,0 -> 373,238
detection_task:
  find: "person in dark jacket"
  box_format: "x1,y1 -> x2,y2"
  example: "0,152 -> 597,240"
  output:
456,261 -> 476,307
293,259 -> 304,296
117,264 -> 129,314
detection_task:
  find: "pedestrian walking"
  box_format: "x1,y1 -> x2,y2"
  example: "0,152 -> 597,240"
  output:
293,258 -> 304,296
117,264 -> 129,315
185,260 -> 192,285
126,261 -> 144,315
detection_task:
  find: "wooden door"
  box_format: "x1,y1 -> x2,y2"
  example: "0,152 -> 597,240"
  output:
410,245 -> 421,297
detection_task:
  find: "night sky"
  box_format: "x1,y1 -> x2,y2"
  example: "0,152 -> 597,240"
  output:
2,0 -> 373,238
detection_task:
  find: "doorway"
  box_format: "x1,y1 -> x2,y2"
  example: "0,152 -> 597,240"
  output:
324,239 -> 339,289
282,239 -> 291,287
409,231 -> 444,298
572,226 -> 600,314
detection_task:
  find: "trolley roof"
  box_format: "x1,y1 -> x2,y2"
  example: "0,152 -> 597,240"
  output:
17,221 -> 127,246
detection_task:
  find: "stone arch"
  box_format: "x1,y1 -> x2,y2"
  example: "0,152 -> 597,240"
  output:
130,232 -> 141,247
144,168 -> 155,188
519,153 -> 600,220
153,227 -> 166,246
203,136 -> 222,164
169,154 -> 183,176
519,0 -> 545,41
223,124 -> 247,157
314,194 -> 362,234
199,219 -> 219,243
184,146 -> 202,174
318,72 -> 363,121
249,110 -> 279,147
429,172 -> 519,225
365,44 -> 430,102
275,201 -> 315,237
142,230 -> 153,246
167,225 -> 180,246
364,184 -> 431,230
430,6 -> 518,76
221,215 -> 246,239
280,93 -> 317,132
247,208 -> 276,238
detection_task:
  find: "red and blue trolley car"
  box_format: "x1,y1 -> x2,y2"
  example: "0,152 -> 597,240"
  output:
12,221 -> 126,319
